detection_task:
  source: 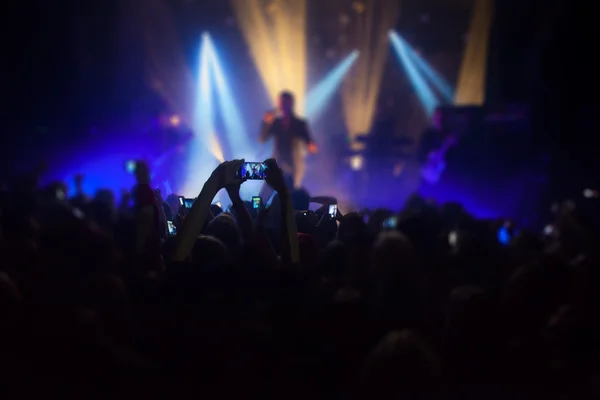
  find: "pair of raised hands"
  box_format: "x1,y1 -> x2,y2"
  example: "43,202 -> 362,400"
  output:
209,158 -> 287,194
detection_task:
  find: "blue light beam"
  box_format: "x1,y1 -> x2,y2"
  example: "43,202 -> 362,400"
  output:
399,35 -> 454,102
183,33 -> 220,197
204,34 -> 256,160
305,50 -> 360,122
389,31 -> 438,117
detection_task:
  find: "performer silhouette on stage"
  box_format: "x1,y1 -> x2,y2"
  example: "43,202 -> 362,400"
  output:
259,91 -> 317,189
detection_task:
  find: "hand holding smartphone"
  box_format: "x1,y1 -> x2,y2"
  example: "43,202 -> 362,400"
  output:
383,216 -> 397,229
237,162 -> 268,180
252,196 -> 263,210
167,221 -> 177,236
328,204 -> 338,218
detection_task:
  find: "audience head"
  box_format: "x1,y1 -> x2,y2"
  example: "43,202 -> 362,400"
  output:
362,330 -> 440,397
337,212 -> 369,244
204,213 -> 241,256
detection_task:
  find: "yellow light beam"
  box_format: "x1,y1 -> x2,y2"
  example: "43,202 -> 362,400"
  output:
342,0 -> 399,147
231,0 -> 307,114
454,0 -> 494,106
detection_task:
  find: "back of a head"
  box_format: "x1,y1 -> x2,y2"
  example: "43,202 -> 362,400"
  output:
191,235 -> 229,270
338,212 -> 369,244
447,285 -> 492,336
372,230 -> 418,276
362,329 -> 440,397
204,213 -> 241,255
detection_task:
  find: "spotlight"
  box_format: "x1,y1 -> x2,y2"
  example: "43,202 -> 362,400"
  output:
454,0 -> 493,105
182,32 -> 224,196
350,155 -> 364,171
169,114 -> 181,127
399,37 -> 454,102
203,35 -> 256,159
341,0 -> 398,145
389,30 -> 439,117
305,50 -> 359,122
231,0 -> 307,112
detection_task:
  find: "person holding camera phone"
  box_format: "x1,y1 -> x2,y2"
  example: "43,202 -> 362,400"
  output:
170,158 -> 300,266
259,91 -> 317,190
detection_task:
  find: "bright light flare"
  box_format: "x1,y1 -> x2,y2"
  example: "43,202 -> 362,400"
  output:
349,155 -> 364,171
305,50 -> 359,123
389,31 -> 439,117
231,0 -> 307,113
169,114 -> 181,126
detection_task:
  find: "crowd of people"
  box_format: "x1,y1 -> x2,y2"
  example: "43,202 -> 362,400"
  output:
1,157 -> 599,398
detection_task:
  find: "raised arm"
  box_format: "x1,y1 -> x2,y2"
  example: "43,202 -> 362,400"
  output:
170,159 -> 245,262
264,158 -> 299,266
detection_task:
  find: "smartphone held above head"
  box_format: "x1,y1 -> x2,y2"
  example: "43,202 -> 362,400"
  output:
383,216 -> 397,229
328,204 -> 338,218
252,196 -> 263,210
178,197 -> 195,209
167,221 -> 176,236
125,160 -> 136,174
237,162 -> 268,180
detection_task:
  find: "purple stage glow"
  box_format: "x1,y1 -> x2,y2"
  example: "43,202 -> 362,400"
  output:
44,133 -> 534,221
44,132 -> 167,200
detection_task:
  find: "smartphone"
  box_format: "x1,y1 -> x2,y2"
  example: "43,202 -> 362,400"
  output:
183,198 -> 195,208
167,220 -> 176,236
328,204 -> 338,218
237,162 -> 268,180
252,196 -> 262,210
178,196 -> 185,207
383,216 -> 397,229
125,160 -> 136,174
448,230 -> 458,247
497,226 -> 510,246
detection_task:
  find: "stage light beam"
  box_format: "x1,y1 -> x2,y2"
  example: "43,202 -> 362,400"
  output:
231,0 -> 307,113
401,39 -> 454,102
341,0 -> 399,148
203,34 -> 256,160
182,33 -> 224,196
389,30 -> 439,117
305,50 -> 360,123
455,0 -> 494,105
